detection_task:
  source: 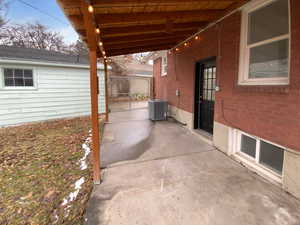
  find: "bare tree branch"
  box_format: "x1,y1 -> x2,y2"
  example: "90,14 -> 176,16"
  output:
0,22 -> 69,52
0,0 -> 8,28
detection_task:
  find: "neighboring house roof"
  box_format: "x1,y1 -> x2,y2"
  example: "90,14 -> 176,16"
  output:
0,45 -> 111,70
147,50 -> 167,61
126,60 -> 153,77
0,45 -> 90,65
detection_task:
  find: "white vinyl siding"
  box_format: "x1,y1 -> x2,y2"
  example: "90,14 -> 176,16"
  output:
0,64 -> 105,127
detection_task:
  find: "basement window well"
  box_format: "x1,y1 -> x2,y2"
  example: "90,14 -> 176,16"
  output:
234,131 -> 284,181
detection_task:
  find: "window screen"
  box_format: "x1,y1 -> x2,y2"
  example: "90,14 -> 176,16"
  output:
4,68 -> 34,87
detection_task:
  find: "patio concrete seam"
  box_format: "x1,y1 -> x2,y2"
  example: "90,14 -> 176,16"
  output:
103,148 -> 216,169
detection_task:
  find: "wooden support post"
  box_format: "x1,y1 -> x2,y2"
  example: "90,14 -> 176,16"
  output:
89,50 -> 101,184
104,60 -> 109,122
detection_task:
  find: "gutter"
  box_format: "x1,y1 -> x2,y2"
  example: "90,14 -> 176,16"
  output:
0,58 -> 111,70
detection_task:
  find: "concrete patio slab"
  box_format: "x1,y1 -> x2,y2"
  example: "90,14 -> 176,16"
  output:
86,109 -> 300,225
101,109 -> 214,167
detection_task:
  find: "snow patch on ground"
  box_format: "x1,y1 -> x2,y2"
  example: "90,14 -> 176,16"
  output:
60,130 -> 92,217
80,132 -> 92,170
62,177 -> 85,206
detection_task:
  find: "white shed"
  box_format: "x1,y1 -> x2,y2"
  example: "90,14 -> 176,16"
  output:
0,45 -> 106,127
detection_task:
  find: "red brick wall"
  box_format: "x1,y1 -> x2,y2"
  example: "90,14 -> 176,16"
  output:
153,0 -> 300,152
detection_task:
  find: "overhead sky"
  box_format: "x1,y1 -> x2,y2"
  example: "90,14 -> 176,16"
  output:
6,0 -> 78,44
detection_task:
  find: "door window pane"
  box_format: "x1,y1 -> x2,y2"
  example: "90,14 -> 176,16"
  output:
249,39 -> 289,78
248,0 -> 289,44
259,141 -> 284,174
240,134 -> 256,158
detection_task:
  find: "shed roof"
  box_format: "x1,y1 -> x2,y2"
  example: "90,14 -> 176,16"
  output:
0,45 -> 89,65
57,0 -> 250,57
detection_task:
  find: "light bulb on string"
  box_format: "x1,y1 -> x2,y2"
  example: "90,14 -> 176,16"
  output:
88,5 -> 94,13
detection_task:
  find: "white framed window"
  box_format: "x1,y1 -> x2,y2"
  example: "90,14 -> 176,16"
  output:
239,0 -> 290,85
161,54 -> 167,76
235,131 -> 284,180
1,67 -> 37,90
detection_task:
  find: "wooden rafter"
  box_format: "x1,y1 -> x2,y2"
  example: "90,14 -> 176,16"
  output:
57,0 -> 251,58
94,10 -> 222,28
102,32 -> 194,44
106,39 -> 181,50
108,43 -> 175,56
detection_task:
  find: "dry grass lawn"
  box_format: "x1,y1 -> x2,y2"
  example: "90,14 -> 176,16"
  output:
0,116 -> 103,225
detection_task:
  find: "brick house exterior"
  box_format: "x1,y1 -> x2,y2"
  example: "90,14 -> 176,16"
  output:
153,0 -> 300,199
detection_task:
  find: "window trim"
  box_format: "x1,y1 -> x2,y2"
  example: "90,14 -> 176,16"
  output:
161,53 -> 168,76
0,66 -> 38,90
232,130 -> 285,183
238,0 -> 291,86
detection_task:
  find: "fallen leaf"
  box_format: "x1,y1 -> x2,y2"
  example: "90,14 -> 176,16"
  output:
20,192 -> 33,200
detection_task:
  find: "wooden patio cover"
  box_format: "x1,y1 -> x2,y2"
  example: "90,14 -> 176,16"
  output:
57,0 -> 250,57
56,0 -> 250,184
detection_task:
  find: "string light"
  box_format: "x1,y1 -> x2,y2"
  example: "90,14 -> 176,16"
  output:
98,41 -> 103,46
88,5 -> 94,13
95,28 -> 100,34
184,42 -> 188,47
195,36 -> 199,40
175,48 -> 179,51
102,51 -> 106,55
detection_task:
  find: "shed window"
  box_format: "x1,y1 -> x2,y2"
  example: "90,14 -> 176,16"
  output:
239,0 -> 290,85
3,68 -> 34,87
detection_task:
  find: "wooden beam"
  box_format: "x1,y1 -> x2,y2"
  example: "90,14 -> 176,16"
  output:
91,0 -> 237,6
91,1 -> 233,15
100,22 -> 207,37
89,50 -> 101,184
77,26 -> 201,39
60,0 -> 241,8
102,31 -> 193,44
104,61 -> 109,122
80,1 -> 98,51
103,35 -> 188,46
105,38 -> 182,50
107,44 -> 174,56
95,10 -> 223,27
69,15 -> 84,30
